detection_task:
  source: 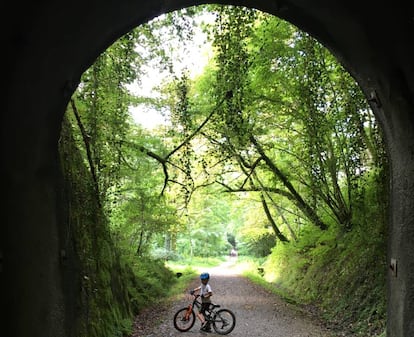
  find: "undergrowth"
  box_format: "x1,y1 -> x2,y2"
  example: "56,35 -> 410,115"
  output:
256,220 -> 387,336
247,168 -> 389,337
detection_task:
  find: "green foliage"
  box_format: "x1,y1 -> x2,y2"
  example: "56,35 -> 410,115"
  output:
60,116 -> 137,337
239,257 -> 297,304
230,200 -> 277,257
126,258 -> 177,311
261,183 -> 387,336
166,266 -> 199,298
62,5 -> 389,337
172,185 -> 239,259
59,117 -> 181,337
168,256 -> 227,271
165,258 -> 228,299
150,246 -> 181,261
237,228 -> 276,257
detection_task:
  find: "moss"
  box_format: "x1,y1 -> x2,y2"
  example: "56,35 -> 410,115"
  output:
261,220 -> 387,336
59,115 -> 179,336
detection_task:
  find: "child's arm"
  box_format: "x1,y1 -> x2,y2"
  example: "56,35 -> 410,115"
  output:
191,286 -> 201,294
202,290 -> 212,299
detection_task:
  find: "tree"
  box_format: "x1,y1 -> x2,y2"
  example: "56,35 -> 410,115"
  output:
66,4 -> 387,259
164,6 -> 386,241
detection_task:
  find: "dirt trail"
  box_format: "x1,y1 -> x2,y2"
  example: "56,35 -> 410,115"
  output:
131,259 -> 339,337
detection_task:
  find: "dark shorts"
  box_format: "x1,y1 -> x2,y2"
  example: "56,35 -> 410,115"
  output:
200,302 -> 211,314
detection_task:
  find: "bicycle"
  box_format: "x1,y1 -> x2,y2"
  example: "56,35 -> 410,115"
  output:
173,293 -> 236,335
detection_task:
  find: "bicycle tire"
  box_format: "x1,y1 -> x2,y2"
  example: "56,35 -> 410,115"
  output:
212,308 -> 236,335
173,307 -> 196,332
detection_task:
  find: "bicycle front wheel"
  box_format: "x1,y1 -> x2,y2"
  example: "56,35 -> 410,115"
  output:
173,307 -> 196,332
212,308 -> 236,335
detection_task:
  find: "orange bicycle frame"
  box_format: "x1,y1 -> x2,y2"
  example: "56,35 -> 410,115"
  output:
184,303 -> 192,320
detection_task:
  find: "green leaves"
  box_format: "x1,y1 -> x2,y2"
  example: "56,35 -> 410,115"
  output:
66,3 -> 387,262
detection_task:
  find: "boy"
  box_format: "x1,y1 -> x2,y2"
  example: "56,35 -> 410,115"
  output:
190,272 -> 213,332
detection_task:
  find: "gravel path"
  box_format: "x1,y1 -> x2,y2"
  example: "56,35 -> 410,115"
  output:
131,259 -> 338,337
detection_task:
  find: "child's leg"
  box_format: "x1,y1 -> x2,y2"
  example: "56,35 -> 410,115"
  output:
196,311 -> 205,323
198,304 -> 208,326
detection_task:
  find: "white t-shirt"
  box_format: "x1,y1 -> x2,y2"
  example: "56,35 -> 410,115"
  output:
201,283 -> 212,303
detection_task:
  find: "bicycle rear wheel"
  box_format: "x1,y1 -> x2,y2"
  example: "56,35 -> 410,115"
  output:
212,308 -> 236,335
173,307 -> 196,332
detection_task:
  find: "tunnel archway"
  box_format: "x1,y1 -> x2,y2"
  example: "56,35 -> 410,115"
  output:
3,1 -> 414,337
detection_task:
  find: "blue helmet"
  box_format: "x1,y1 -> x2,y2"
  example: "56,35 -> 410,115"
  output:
200,272 -> 210,280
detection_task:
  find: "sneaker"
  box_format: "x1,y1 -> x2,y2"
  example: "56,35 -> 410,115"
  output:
200,322 -> 208,331
201,322 -> 212,332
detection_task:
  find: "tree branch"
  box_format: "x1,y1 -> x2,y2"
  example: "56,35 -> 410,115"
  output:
250,135 -> 328,230
70,99 -> 101,208
165,95 -> 227,160
260,193 -> 289,242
